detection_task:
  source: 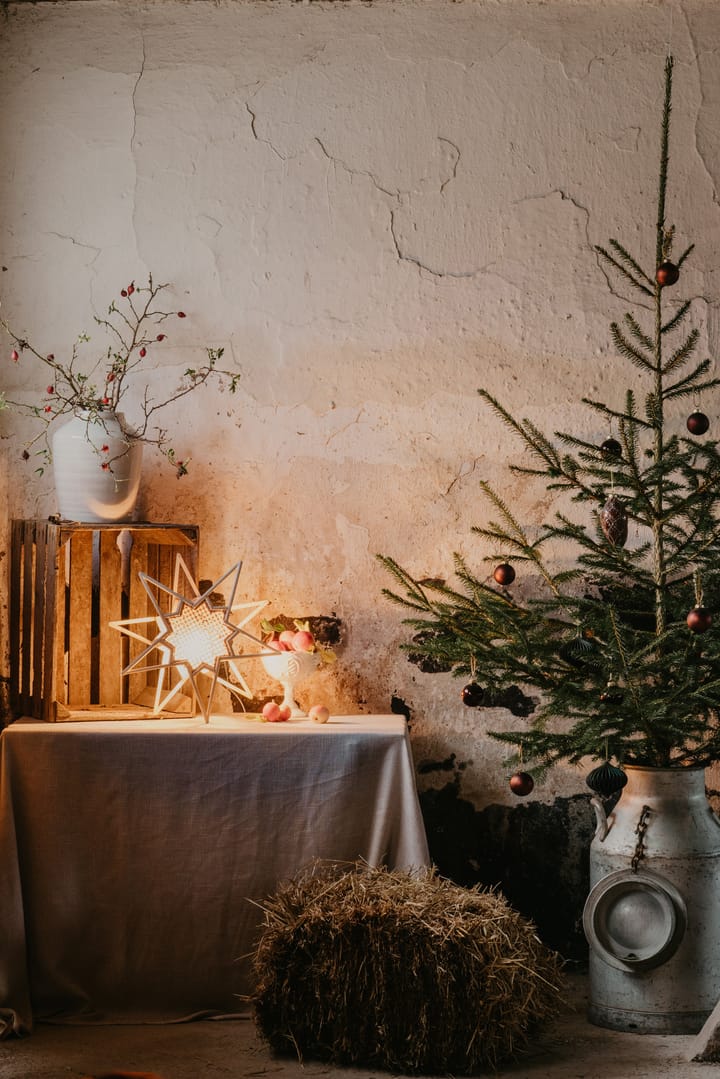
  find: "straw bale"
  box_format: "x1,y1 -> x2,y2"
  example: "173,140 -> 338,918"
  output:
251,863 -> 564,1074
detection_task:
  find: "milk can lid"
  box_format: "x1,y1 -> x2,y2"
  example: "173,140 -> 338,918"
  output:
583,868 -> 687,972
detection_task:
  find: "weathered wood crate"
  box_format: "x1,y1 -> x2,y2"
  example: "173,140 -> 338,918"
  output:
9,519 -> 200,721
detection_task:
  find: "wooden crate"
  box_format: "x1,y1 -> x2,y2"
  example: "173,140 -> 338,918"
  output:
9,519 -> 200,721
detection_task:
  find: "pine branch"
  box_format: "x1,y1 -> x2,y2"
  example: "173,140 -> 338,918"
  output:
595,245 -> 654,297
662,300 -> 691,334
609,239 -> 655,286
663,358 -> 714,399
624,312 -> 654,352
582,397 -> 654,430
644,392 -> 661,427
656,54 -> 673,269
661,328 -> 700,377
676,243 -> 695,268
611,323 -> 654,371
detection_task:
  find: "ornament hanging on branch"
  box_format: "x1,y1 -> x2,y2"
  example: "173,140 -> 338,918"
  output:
493,562 -> 516,586
509,771 -> 534,797
656,260 -> 679,287
600,437 -> 622,460
586,761 -> 628,797
559,631 -> 598,669
461,682 -> 485,707
687,410 -> 710,436
688,570 -> 712,634
600,496 -> 628,547
600,682 -> 624,705
687,606 -> 712,634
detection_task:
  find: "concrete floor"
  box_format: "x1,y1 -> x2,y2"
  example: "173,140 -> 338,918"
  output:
0,976 -> 715,1079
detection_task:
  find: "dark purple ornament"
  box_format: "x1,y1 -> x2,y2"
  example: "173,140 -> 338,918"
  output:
687,411 -> 710,436
600,437 -> 622,460
461,682 -> 485,707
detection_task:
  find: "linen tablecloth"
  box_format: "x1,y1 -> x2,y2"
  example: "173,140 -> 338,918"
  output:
0,714 -> 430,1035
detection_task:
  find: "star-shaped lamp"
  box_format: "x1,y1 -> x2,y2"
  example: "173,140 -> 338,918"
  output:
110,556 -> 270,723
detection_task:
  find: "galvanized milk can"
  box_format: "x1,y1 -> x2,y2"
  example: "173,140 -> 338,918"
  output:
583,765 -> 720,1033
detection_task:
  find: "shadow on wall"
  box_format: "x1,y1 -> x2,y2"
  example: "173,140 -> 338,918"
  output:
417,755 -> 595,962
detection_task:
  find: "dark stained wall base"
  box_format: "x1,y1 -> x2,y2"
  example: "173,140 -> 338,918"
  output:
418,768 -> 595,961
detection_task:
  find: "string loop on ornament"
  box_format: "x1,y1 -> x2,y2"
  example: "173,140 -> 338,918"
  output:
694,568 -> 704,607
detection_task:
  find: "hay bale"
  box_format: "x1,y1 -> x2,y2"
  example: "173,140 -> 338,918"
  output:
251,863 -> 564,1074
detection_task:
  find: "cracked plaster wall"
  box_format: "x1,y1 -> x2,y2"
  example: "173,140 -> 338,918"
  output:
2,0 -> 720,825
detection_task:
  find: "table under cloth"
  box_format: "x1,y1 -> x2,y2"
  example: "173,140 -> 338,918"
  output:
0,714 -> 430,1036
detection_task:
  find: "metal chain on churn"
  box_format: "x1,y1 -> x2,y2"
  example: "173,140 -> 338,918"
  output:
631,804 -> 651,872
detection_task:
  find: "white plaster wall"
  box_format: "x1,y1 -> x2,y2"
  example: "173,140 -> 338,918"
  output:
1,0 -> 720,807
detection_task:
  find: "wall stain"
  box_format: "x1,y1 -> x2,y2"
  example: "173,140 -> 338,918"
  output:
418,763 -> 595,961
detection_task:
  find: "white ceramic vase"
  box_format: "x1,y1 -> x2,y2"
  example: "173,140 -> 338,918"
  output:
261,650 -> 320,718
51,411 -> 143,523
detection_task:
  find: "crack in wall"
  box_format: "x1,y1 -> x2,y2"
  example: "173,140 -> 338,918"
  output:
444,457 -> 481,497
438,136 -> 460,194
389,208 -> 485,280
683,7 -> 720,211
47,232 -> 101,259
315,137 -> 399,199
325,407 -> 366,447
246,101 -> 287,160
131,35 -> 146,155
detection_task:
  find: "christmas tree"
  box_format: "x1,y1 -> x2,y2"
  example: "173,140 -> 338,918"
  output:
379,57 -> 720,782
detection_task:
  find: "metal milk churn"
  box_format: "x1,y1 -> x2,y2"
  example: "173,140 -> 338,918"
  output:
583,765 -> 720,1033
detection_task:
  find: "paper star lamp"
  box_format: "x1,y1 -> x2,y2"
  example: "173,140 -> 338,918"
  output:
110,556 -> 270,723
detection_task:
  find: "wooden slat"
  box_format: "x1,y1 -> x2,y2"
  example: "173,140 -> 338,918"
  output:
98,531 -> 124,704
128,535 -> 153,702
8,520 -> 24,717
41,523 -> 60,720
67,531 -> 93,705
54,538 -> 70,718
20,521 -> 35,714
31,523 -> 48,717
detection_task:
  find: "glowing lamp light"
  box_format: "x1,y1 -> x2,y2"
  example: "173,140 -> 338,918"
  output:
165,605 -> 236,669
110,556 -> 271,723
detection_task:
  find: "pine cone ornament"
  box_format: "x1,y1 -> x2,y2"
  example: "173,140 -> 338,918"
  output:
586,761 -> 628,797
600,496 -> 628,547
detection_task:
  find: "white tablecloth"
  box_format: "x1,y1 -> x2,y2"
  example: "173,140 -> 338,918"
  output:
0,715 -> 430,1035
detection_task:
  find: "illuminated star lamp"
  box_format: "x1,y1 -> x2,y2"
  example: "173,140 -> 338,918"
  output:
110,556 -> 271,723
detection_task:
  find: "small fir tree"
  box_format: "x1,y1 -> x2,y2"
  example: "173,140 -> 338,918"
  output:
379,57 -> 720,780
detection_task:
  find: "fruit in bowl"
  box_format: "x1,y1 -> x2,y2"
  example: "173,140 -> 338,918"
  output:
260,618 -> 336,719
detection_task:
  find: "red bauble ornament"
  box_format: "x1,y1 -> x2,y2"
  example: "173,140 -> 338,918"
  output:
600,437 -> 622,460
461,682 -> 485,707
600,496 -> 628,547
687,411 -> 710,436
687,606 -> 712,634
509,771 -> 534,797
656,261 -> 679,287
493,562 -> 516,586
